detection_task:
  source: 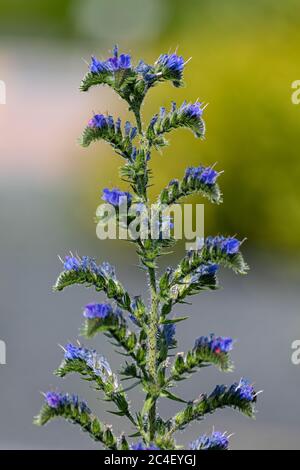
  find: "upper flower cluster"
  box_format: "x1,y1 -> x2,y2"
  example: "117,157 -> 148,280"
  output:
90,46 -> 131,74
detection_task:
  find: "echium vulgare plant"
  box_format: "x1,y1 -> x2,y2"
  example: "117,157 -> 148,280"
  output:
34,46 -> 259,450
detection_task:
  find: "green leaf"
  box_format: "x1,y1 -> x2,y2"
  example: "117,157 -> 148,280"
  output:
160,389 -> 187,403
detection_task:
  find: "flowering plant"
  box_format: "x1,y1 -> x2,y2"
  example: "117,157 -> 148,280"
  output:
34,46 -> 258,450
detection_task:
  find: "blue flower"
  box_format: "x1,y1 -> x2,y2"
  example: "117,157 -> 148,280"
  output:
88,114 -> 108,129
190,431 -> 229,450
45,391 -> 62,409
194,334 -> 233,354
149,114 -> 158,128
182,101 -> 204,119
156,53 -> 185,81
210,379 -> 256,403
230,378 -> 256,402
90,47 -> 131,75
102,188 -> 132,206
44,391 -> 90,413
131,442 -> 159,450
162,323 -> 176,346
64,343 -> 92,362
196,263 -> 219,276
184,165 -> 219,186
221,237 -> 241,255
64,256 -> 80,271
89,56 -> 109,74
205,236 -> 241,255
106,52 -> 131,72
83,303 -> 113,319
199,168 -> 218,185
130,127 -> 137,140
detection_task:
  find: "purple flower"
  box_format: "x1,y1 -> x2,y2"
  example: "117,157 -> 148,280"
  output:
194,334 -> 233,354
45,391 -> 62,409
102,188 -> 132,206
149,114 -> 158,128
90,47 -> 131,75
130,127 -> 137,140
162,323 -> 176,346
64,343 -> 92,362
156,53 -> 185,81
199,168 -> 218,185
182,101 -> 204,119
190,431 -> 229,450
83,303 -> 113,319
230,378 -> 256,402
196,263 -> 219,276
88,114 -> 108,129
89,56 -> 109,74
210,379 -> 256,403
64,256 -> 80,271
106,51 -> 131,72
131,442 -> 159,450
44,392 -> 90,413
205,236 -> 241,255
184,165 -> 218,186
221,237 -> 241,255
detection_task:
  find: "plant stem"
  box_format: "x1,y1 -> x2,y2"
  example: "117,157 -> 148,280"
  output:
132,103 -> 142,135
148,266 -> 159,441
133,105 -> 158,443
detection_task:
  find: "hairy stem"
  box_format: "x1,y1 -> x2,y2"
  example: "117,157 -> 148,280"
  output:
148,266 -> 159,441
133,106 -> 158,443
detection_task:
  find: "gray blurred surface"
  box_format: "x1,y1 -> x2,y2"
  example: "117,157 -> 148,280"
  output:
0,185 -> 299,450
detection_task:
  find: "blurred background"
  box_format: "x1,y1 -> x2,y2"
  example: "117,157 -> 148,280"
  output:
0,0 -> 300,450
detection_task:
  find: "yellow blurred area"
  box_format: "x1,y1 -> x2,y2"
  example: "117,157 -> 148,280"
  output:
1,0 -> 300,253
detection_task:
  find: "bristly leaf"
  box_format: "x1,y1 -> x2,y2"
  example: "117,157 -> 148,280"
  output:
34,393 -> 122,449
146,101 -> 205,150
159,166 -> 223,206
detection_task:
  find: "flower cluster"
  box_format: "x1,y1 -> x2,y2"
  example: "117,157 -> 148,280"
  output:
185,166 -> 219,186
147,100 -> 206,145
211,378 -> 257,403
64,343 -> 118,388
84,303 -> 118,320
63,255 -> 116,279
90,46 -> 131,74
189,431 -> 229,451
45,391 -> 90,413
194,334 -> 233,355
205,236 -> 241,255
88,114 -> 137,141
155,53 -> 185,84
102,188 -> 132,207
